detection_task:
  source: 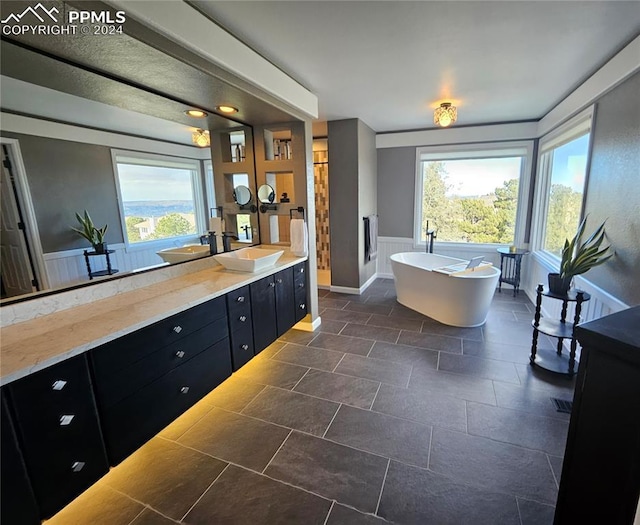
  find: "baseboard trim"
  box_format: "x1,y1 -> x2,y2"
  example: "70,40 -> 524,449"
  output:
294,315 -> 322,332
330,272 -> 378,295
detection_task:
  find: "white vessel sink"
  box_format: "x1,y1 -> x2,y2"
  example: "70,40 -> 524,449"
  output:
156,245 -> 210,264
214,248 -> 284,272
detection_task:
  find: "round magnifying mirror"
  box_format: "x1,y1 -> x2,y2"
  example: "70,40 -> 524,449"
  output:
233,185 -> 252,206
258,184 -> 276,204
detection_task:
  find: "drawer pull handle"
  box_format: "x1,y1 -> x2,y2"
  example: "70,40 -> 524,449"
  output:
52,380 -> 67,391
298,283 -> 304,288
299,303 -> 306,309
175,350 -> 185,358
239,315 -> 247,322
71,461 -> 85,473
276,278 -> 283,284
299,268 -> 305,273
241,344 -> 249,351
180,386 -> 190,394
236,296 -> 245,303
173,326 -> 183,334
59,415 -> 75,426
269,282 -> 276,288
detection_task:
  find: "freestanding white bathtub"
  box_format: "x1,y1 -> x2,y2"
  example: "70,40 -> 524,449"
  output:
390,252 -> 500,327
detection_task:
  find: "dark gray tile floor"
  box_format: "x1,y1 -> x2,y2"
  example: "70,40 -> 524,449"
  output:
49,279 -> 576,525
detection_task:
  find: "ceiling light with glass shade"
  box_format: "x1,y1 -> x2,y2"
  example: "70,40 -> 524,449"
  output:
192,129 -> 210,147
434,102 -> 457,128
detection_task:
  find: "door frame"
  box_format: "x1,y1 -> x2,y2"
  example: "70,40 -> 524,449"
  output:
1,137 -> 49,290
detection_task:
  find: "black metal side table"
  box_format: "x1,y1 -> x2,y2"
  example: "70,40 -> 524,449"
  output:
530,284 -> 590,376
497,247 -> 528,296
83,249 -> 119,280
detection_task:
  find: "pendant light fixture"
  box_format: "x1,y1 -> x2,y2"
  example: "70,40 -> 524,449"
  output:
434,102 -> 457,128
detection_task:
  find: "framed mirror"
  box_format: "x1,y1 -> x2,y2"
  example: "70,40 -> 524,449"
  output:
0,32 -> 268,304
258,184 -> 276,204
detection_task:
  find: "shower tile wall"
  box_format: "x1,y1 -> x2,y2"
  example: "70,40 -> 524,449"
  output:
314,150 -> 330,271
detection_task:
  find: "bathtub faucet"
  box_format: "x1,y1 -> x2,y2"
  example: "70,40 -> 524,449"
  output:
425,221 -> 437,254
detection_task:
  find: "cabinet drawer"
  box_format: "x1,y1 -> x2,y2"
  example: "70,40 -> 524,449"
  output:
9,355 -> 97,430
226,285 -> 251,317
230,329 -> 254,370
7,355 -> 109,519
92,296 -> 226,376
295,287 -> 308,322
19,426 -> 108,519
102,337 -> 232,465
275,267 -> 295,337
293,262 -> 306,284
92,317 -> 228,410
228,304 -> 252,334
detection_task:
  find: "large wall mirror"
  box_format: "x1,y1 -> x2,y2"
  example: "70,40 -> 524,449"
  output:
0,1 -> 299,304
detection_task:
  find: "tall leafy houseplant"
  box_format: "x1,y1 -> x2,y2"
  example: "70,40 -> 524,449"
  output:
72,210 -> 108,253
548,216 -> 613,294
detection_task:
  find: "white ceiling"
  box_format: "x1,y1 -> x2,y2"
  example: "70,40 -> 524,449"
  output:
192,1 -> 640,132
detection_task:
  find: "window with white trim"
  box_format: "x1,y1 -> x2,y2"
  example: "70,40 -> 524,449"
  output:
535,108 -> 593,258
414,142 -> 533,247
112,151 -> 205,246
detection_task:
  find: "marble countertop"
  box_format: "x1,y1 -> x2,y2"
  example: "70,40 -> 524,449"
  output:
0,252 -> 307,386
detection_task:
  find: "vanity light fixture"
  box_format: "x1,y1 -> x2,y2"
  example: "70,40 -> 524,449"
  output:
434,102 -> 457,128
185,109 -> 207,118
192,129 -> 210,148
216,105 -> 238,114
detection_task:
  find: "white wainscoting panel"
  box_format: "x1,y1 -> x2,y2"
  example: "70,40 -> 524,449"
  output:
523,252 -> 628,325
43,243 -> 170,289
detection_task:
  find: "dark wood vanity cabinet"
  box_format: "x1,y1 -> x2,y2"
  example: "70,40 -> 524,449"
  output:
1,391 -> 40,525
554,306 -> 640,525
251,267 -> 298,353
226,285 -> 255,370
90,296 -> 232,464
5,354 -> 109,519
0,264 -> 308,521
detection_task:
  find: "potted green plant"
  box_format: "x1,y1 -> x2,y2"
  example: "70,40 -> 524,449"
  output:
72,210 -> 109,254
548,216 -> 613,295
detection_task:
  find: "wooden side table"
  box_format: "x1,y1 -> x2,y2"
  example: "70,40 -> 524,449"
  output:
529,284 -> 590,376
497,247 -> 527,296
83,249 -> 119,280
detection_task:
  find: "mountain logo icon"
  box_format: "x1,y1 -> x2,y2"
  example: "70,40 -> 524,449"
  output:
1,2 -> 60,24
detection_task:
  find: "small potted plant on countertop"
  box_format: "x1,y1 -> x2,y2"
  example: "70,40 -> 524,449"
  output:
548,216 -> 613,295
72,210 -> 109,254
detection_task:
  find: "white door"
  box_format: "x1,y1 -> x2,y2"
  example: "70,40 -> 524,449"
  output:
0,149 -> 35,297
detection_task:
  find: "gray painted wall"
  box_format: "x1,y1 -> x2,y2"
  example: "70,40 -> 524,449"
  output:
377,146 -> 415,237
2,132 -> 122,252
328,119 -> 360,287
328,118 -> 378,289
375,72 -> 640,305
583,71 -> 640,306
358,119 -> 377,285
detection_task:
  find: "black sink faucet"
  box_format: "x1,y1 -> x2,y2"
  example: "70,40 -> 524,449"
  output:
222,232 -> 238,252
241,225 -> 250,240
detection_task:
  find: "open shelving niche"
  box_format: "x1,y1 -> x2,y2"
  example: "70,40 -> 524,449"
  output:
209,126 -> 259,246
254,122 -> 308,245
